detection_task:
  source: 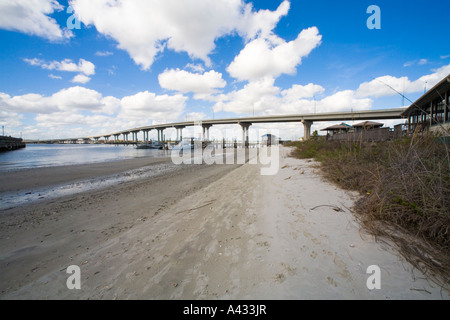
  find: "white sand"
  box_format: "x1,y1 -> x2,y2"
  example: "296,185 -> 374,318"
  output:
0,147 -> 447,299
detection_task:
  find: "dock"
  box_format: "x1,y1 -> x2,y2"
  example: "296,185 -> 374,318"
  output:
0,136 -> 26,151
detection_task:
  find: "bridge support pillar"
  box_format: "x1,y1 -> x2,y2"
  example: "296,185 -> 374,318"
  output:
143,129 -> 151,142
174,126 -> 185,142
240,123 -> 251,147
157,129 -> 164,142
202,125 -> 212,142
131,131 -> 139,142
302,120 -> 313,140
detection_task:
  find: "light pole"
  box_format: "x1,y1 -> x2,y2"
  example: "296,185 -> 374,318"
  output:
313,96 -> 316,114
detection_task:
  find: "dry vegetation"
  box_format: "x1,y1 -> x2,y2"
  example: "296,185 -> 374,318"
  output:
286,134 -> 450,288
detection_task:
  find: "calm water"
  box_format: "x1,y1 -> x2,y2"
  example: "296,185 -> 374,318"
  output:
0,144 -> 178,210
0,144 -> 169,172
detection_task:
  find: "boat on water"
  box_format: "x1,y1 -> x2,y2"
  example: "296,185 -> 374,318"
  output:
171,140 -> 194,151
135,142 -> 163,149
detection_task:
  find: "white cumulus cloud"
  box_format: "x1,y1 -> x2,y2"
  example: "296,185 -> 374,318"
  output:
70,0 -> 291,70
158,69 -> 226,97
0,0 -> 72,41
238,0 -> 290,41
24,58 -> 96,76
71,74 -> 91,84
49,74 -> 62,80
214,78 -> 371,116
213,77 -> 279,115
281,83 -> 325,101
0,87 -> 119,115
0,86 -> 190,138
356,64 -> 450,98
95,51 -> 113,57
120,91 -> 187,122
227,27 -> 322,81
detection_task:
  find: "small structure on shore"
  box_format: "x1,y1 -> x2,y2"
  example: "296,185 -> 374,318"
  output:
261,134 -> 278,146
321,123 -> 353,136
321,121 -> 394,142
352,121 -> 384,131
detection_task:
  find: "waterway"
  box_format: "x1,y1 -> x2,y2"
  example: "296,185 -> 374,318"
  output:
0,144 -> 168,173
0,144 -> 176,210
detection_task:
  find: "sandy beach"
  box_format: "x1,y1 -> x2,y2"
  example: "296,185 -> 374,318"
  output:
0,147 -> 447,300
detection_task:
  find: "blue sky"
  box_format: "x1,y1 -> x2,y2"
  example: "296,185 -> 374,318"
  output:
1,0 -> 449,140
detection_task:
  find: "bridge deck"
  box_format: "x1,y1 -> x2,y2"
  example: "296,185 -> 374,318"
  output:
66,108 -> 406,140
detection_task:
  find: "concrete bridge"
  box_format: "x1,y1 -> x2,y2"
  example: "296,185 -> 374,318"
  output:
71,108 -> 407,144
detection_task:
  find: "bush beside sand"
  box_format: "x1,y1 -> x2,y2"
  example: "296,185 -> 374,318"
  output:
287,135 -> 450,288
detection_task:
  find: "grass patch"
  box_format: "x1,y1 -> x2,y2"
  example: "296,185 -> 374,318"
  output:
287,135 -> 450,288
